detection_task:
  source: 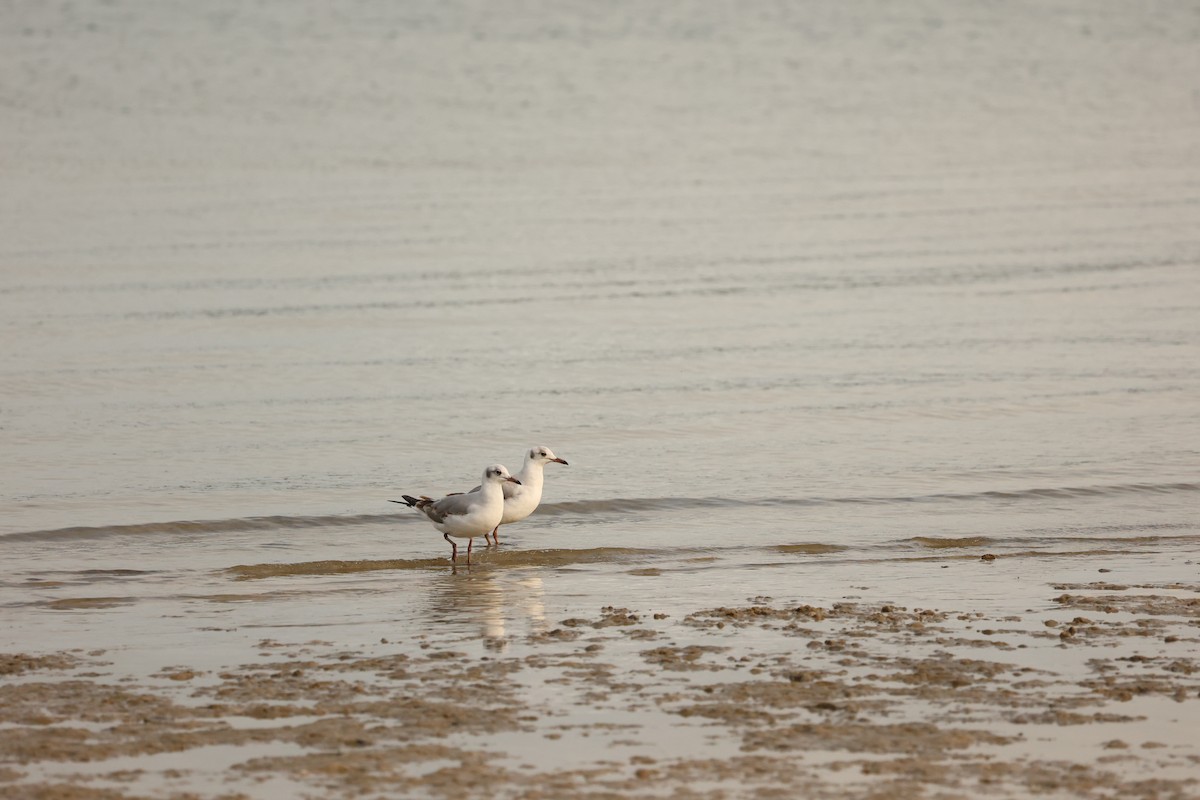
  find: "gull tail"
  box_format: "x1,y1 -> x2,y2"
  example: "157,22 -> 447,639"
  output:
389,495 -> 426,508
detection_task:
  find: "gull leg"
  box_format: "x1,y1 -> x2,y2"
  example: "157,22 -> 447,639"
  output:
444,532 -> 457,563
466,537 -> 474,566
490,525 -> 500,546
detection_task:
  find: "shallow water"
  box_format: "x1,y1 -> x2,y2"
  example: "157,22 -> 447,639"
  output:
2,0 -> 1199,796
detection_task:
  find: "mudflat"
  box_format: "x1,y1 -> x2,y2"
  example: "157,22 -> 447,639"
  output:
3,571 -> 1197,799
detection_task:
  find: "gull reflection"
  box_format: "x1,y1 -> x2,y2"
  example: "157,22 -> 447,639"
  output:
424,567 -> 547,647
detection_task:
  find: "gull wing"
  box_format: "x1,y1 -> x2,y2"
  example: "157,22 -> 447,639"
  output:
424,491 -> 479,523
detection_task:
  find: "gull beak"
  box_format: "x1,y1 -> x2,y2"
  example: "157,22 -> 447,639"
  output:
551,458 -> 569,465
506,476 -> 522,485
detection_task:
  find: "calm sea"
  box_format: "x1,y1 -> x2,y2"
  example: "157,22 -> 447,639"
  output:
2,0 -> 1198,655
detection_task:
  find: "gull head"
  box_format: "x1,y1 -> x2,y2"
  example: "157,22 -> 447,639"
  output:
484,464 -> 521,485
528,446 -> 569,466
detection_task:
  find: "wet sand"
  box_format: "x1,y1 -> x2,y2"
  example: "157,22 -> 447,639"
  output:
3,572 -> 1197,799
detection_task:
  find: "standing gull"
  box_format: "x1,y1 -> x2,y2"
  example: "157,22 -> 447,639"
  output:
472,446 -> 568,545
391,464 -> 520,565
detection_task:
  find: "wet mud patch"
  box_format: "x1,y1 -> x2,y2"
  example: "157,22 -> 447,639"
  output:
234,742 -> 507,797
744,720 -> 1012,754
773,543 -> 849,555
641,645 -> 728,671
0,653 -> 80,676
227,548 -> 667,581
227,557 -> 446,580
909,536 -> 994,549
1054,592 -> 1200,617
41,597 -> 136,611
1053,582 -> 1200,593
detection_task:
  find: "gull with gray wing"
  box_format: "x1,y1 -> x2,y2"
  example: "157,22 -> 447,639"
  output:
391,464 -> 520,565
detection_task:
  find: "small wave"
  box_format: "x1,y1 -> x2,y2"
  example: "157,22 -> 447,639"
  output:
535,497 -> 738,515
540,481 -> 1200,514
0,513 -> 408,543
77,568 -> 156,576
4,480 -> 1195,543
855,481 -> 1200,506
1003,548 -> 1151,560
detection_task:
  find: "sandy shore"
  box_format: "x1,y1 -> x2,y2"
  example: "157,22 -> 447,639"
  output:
3,577 -> 1198,799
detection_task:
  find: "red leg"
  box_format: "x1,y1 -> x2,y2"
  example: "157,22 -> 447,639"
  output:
490,525 -> 500,546
444,532 -> 457,562
466,537 -> 473,565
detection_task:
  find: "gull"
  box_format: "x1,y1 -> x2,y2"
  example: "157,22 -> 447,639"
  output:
390,464 -> 520,565
470,446 -> 568,545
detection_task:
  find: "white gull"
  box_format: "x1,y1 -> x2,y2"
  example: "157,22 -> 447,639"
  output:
469,446 -> 568,545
